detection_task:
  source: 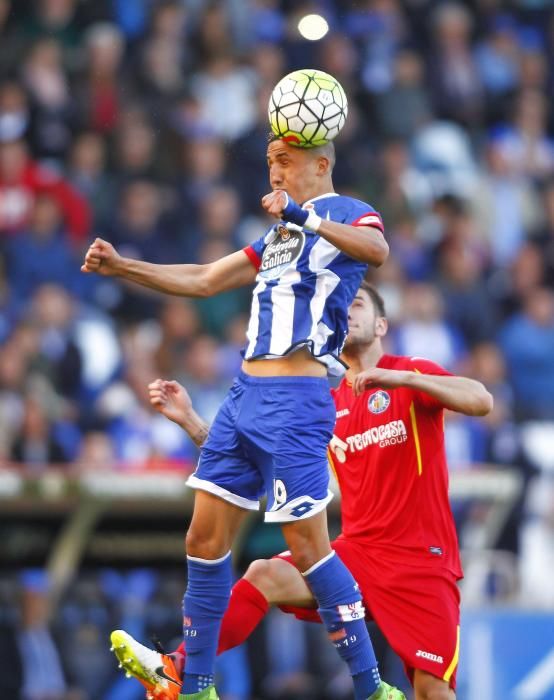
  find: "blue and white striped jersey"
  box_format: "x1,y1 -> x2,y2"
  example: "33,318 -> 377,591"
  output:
242,192 -> 384,376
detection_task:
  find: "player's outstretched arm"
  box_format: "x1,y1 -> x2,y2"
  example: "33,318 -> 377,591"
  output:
82,239 -> 257,297
352,368 -> 493,416
261,190 -> 389,267
148,379 -> 209,447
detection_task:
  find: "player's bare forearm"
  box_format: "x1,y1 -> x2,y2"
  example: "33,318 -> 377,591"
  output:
114,258 -> 211,297
180,410 -> 210,447
105,250 -> 256,298
404,373 -> 493,416
353,368 -> 493,416
316,221 -> 388,266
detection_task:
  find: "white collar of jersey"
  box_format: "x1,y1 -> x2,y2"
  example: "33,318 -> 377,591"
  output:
302,192 -> 339,206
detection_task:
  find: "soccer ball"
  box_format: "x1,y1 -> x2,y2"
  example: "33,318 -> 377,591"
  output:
268,69 -> 348,148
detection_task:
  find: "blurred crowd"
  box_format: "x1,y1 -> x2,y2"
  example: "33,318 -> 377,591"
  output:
0,1 -> 554,690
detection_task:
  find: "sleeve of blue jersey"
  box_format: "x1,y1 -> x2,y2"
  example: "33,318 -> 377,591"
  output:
342,198 -> 384,234
250,234 -> 266,258
243,234 -> 266,270
330,197 -> 384,233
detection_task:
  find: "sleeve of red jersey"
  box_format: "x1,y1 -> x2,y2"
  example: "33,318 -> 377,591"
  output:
243,235 -> 266,271
408,357 -> 454,410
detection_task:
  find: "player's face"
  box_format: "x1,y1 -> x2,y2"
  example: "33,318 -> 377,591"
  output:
345,290 -> 384,348
266,140 -> 322,203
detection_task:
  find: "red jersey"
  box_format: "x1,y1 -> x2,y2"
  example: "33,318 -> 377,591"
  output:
329,354 -> 463,579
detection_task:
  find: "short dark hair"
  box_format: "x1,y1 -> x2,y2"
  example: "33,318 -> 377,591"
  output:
359,280 -> 386,318
267,133 -> 336,171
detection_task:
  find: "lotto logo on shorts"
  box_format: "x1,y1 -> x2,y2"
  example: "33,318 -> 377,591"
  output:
416,649 -> 444,664
337,601 -> 364,621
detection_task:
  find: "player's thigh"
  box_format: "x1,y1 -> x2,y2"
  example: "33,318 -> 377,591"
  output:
366,565 -> 460,691
188,381 -> 264,510
243,377 -> 335,523
413,669 -> 455,700
186,489 -> 251,558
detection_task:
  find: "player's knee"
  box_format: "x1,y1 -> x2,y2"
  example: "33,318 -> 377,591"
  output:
185,526 -> 226,560
244,559 -> 274,594
288,543 -> 321,572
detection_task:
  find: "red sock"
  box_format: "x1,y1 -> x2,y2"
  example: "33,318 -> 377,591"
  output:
173,578 -> 269,661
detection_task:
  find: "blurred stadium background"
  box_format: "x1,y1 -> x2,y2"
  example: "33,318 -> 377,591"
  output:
0,0 -> 553,698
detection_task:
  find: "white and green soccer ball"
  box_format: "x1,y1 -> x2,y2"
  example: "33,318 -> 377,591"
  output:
268,69 -> 348,148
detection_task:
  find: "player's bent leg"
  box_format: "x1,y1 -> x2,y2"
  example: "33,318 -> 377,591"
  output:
413,669 -> 455,700
244,557 -> 314,606
110,630 -> 180,700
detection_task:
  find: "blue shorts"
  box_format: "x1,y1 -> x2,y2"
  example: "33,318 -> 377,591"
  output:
186,371 -> 335,522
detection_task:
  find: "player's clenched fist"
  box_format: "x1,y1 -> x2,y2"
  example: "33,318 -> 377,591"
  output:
261,189 -> 288,218
148,378 -> 192,426
81,238 -> 121,275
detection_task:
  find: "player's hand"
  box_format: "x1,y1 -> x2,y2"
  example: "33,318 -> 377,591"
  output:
81,238 -> 122,276
148,378 -> 192,425
352,368 -> 412,396
261,189 -> 288,218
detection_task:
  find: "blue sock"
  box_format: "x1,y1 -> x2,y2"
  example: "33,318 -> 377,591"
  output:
303,552 -> 381,700
182,551 -> 232,695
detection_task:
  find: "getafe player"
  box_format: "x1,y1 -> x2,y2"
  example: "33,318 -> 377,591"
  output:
110,283 -> 492,700
82,136 -> 404,700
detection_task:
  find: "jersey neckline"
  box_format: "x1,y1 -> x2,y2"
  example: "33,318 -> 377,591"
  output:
302,192 -> 339,206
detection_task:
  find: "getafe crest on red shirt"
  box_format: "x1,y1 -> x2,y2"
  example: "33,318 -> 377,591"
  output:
367,390 -> 390,414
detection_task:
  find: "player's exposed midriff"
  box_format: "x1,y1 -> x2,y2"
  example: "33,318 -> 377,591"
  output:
241,346 -> 327,377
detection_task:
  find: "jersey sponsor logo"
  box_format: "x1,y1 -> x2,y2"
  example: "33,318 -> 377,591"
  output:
336,408 -> 350,418
416,649 -> 444,664
330,419 -> 408,460
337,600 -> 365,622
259,226 -> 305,279
367,390 -> 390,414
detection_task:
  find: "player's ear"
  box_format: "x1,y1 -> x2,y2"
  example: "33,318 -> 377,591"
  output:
317,155 -> 331,175
375,316 -> 388,338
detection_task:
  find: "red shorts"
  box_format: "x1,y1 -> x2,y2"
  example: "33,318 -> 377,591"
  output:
277,537 -> 461,689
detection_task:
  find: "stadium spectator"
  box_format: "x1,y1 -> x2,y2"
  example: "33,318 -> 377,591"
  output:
471,137 -> 543,266
5,193 -> 81,304
0,138 -> 90,242
0,569 -> 83,700
427,3 -> 484,128
499,286 -> 554,419
20,37 -> 75,162
394,283 -> 466,368
66,130 -> 113,227
75,23 -> 126,135
10,394 -> 69,469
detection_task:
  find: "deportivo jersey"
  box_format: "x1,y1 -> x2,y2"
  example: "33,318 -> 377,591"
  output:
243,193 -> 383,376
329,354 -> 463,578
